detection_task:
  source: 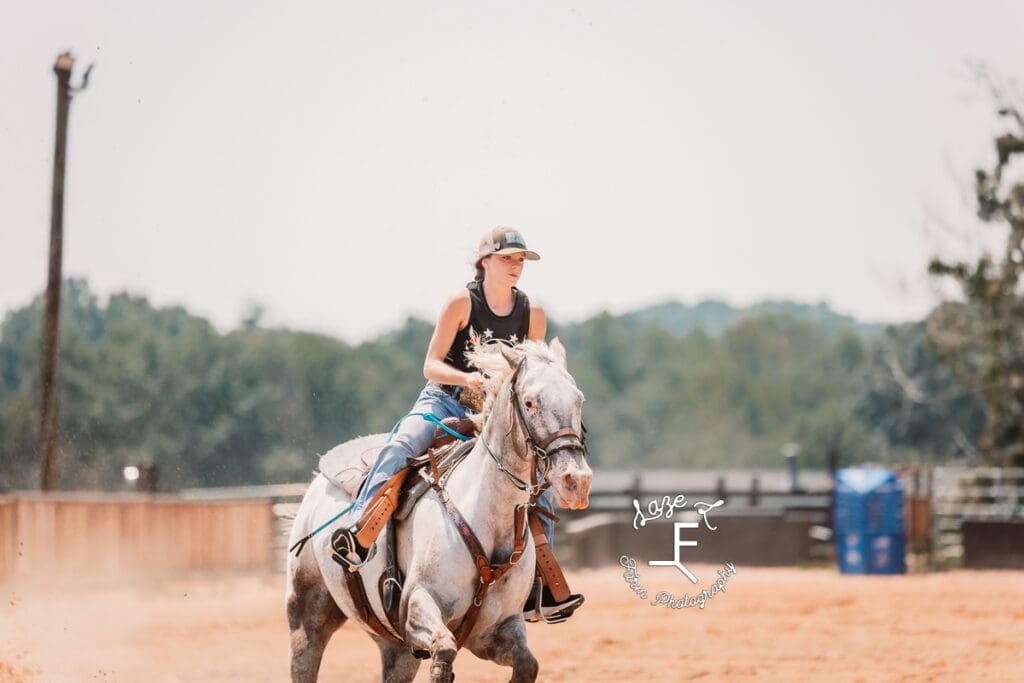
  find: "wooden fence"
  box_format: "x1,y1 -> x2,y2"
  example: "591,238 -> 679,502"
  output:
931,466 -> 1024,566
0,492 -> 273,584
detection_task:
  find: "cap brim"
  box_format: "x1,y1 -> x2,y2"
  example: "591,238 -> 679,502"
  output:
493,247 -> 541,260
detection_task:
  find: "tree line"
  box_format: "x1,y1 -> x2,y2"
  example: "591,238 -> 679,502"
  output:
0,279 -> 987,492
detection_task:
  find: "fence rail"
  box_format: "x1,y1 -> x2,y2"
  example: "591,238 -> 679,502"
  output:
931,466 -> 1024,565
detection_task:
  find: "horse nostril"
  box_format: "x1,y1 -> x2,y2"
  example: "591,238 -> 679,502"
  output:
562,472 -> 577,492
581,477 -> 592,497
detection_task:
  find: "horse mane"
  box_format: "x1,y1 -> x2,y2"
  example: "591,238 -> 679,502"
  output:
463,341 -> 559,426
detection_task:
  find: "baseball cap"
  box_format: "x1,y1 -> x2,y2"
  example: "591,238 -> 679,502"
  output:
477,227 -> 541,260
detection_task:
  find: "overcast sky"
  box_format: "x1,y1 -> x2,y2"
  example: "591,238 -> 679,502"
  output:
3,1 -> 1023,343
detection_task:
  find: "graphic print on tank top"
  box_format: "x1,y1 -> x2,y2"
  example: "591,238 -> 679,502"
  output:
445,281 -> 531,374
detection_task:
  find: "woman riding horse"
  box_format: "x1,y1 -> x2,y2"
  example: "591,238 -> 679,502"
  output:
330,226 -> 584,621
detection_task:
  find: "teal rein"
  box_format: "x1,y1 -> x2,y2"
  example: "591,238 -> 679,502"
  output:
290,412 -> 471,555
387,412 -> 473,443
290,501 -> 356,555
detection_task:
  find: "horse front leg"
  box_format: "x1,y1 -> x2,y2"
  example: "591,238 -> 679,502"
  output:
378,640 -> 421,683
469,614 -> 538,683
405,586 -> 458,683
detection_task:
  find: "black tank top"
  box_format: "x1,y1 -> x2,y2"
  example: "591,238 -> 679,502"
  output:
444,280 -> 531,373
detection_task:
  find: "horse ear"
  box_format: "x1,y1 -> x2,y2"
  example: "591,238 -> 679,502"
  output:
550,337 -> 567,366
498,343 -> 520,368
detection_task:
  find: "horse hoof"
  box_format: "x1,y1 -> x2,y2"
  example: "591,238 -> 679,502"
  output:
429,660 -> 454,683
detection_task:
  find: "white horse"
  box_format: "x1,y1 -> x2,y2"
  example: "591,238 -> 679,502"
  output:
286,339 -> 593,683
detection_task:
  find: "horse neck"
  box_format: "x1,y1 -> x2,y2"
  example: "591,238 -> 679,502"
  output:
446,393 -> 534,544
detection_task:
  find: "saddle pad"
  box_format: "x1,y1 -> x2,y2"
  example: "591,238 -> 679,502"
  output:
318,434 -> 388,497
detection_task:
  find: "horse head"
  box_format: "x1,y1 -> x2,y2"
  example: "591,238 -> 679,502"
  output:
469,338 -> 593,510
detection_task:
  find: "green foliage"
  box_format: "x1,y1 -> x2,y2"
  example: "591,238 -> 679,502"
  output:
565,301 -> 899,468
563,312 -> 887,469
0,280 -> 983,491
928,99 -> 1024,466
855,323 -> 985,461
0,280 -> 424,490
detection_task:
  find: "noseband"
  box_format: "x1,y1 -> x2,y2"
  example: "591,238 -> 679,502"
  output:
484,354 -> 588,498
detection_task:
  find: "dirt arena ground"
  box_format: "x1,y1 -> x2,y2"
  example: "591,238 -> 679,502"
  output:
2,563 -> 1021,682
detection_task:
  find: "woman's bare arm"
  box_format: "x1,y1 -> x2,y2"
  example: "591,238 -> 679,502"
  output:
527,300 -> 547,341
423,289 -> 480,388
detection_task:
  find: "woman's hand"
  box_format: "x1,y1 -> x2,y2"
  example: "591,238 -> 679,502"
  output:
460,372 -> 486,412
465,372 -> 485,393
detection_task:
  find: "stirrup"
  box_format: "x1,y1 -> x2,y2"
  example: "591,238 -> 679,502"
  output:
523,577 -> 585,624
330,527 -> 376,572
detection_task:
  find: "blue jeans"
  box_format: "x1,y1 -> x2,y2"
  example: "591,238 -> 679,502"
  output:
350,381 -> 555,546
349,382 -> 466,520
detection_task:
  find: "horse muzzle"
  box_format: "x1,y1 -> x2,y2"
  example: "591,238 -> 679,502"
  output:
551,463 -> 592,510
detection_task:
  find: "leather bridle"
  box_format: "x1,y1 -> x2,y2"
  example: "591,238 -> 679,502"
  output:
483,354 -> 588,498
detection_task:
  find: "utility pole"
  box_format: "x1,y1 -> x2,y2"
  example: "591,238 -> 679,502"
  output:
39,52 -> 90,490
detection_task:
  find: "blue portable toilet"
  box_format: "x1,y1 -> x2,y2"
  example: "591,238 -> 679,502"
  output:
833,467 -> 906,574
